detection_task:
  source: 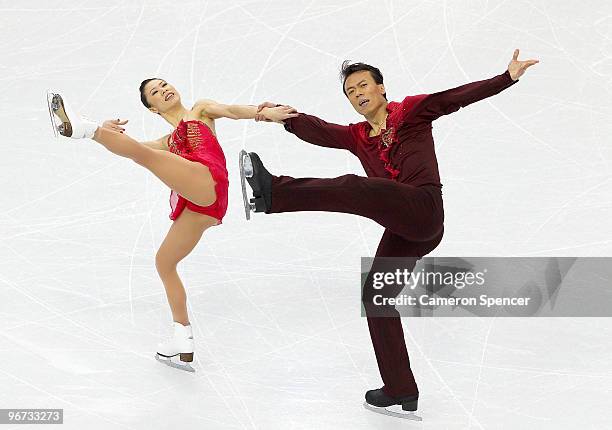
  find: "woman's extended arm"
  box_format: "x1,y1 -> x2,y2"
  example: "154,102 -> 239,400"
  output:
100,118 -> 169,150
194,99 -> 297,122
140,134 -> 170,150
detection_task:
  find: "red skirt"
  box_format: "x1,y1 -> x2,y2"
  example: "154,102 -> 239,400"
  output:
169,158 -> 229,224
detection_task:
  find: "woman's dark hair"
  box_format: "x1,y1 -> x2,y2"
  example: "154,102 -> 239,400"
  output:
340,61 -> 387,100
139,78 -> 160,109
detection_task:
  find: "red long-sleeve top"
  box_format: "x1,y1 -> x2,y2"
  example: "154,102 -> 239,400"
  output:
283,70 -> 518,187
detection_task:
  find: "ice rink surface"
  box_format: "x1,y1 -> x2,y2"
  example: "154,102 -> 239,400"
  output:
1,1 -> 612,428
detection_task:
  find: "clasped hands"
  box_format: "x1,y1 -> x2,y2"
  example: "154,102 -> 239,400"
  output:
255,103 -> 298,123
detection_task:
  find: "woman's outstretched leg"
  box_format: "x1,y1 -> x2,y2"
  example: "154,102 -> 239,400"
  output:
93,128 -> 217,207
155,208 -> 218,325
48,91 -> 217,206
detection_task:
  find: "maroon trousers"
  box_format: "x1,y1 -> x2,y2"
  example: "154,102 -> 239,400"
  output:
270,173 -> 445,397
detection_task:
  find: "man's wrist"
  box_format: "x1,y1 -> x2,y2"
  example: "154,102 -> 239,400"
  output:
505,69 -> 518,82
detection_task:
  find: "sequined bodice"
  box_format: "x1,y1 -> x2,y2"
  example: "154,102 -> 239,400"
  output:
168,119 -> 219,156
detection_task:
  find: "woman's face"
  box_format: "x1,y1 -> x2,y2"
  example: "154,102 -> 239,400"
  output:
143,79 -> 181,114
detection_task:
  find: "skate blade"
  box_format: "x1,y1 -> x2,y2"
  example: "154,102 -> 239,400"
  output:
155,353 -> 196,373
363,402 -> 423,421
239,149 -> 254,221
46,90 -> 72,137
46,90 -> 59,138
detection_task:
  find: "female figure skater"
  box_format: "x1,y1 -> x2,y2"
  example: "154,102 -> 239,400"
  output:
46,80 -> 297,371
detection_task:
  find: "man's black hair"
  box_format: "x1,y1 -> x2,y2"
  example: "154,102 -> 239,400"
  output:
340,61 -> 387,100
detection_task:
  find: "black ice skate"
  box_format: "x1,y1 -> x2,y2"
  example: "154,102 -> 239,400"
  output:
238,150 -> 272,220
363,388 -> 422,421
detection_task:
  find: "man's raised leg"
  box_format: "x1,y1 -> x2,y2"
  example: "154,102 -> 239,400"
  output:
271,174 -> 443,242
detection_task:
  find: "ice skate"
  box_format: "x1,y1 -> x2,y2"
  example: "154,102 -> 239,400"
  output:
155,322 -> 195,373
238,150 -> 272,220
46,90 -> 98,139
363,388 -> 422,421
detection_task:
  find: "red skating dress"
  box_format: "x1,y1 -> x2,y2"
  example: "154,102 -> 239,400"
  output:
166,119 -> 229,224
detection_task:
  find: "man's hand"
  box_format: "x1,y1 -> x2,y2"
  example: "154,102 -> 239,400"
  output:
507,49 -> 539,81
255,102 -> 298,124
255,102 -> 277,122
102,118 -> 128,133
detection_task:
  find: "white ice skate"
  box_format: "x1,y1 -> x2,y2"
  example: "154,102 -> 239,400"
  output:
155,322 -> 195,373
46,90 -> 98,139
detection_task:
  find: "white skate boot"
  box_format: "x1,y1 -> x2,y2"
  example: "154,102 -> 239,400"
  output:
46,91 -> 98,139
155,322 -> 195,372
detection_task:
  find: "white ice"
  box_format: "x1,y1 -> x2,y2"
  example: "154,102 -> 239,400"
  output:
1,1 -> 612,429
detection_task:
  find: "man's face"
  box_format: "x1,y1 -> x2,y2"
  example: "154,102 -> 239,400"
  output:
344,71 -> 386,116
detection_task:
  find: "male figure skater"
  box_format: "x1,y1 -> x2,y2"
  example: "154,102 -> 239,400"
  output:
244,49 -> 538,411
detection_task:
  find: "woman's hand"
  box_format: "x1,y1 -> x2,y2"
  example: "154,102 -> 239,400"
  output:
255,102 -> 298,123
255,102 -> 276,122
507,49 -> 539,81
101,118 -> 128,133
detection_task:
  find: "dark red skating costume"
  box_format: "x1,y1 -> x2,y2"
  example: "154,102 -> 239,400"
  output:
270,70 -> 518,397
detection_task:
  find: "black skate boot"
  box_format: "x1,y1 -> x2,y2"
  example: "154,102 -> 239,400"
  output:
365,388 -> 419,411
239,150 -> 273,220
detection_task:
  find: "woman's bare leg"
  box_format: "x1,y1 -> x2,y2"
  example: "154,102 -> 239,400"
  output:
92,127 -> 216,206
155,208 -> 218,325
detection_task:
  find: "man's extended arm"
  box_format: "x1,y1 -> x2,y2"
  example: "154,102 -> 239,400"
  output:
281,113 -> 357,153
406,49 -> 538,125
405,70 -> 518,125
